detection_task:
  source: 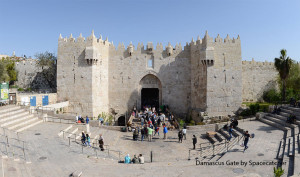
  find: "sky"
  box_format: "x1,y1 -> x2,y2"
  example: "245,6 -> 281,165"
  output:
0,0 -> 299,62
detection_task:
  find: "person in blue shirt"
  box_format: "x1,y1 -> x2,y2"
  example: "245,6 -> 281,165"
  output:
125,154 -> 131,164
86,116 -> 89,124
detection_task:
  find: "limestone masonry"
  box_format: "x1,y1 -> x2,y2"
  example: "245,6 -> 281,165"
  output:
57,30 -> 277,121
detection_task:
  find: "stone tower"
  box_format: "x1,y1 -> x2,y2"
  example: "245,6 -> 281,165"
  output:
57,31 -> 110,117
190,31 -> 242,116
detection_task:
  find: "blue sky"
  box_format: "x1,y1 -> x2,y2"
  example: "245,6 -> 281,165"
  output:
0,0 -> 299,61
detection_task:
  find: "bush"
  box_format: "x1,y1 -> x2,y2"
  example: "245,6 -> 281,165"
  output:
263,89 -> 281,103
17,88 -> 24,91
25,88 -> 32,92
196,122 -> 205,125
249,103 -> 260,115
179,119 -> 185,127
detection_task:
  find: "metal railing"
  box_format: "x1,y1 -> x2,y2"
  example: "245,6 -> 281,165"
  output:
0,129 -> 29,162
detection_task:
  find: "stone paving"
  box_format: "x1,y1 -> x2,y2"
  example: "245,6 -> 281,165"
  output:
0,118 -> 298,176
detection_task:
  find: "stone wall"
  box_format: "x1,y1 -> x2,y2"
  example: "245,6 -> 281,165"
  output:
57,31 -> 275,120
15,59 -> 56,91
242,59 -> 278,102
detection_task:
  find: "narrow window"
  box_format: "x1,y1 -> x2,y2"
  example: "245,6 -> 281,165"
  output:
148,58 -> 153,68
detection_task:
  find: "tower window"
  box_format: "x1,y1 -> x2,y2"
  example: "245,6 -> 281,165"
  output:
148,58 -> 153,68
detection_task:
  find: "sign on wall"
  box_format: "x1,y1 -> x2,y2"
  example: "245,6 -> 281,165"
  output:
0,82 -> 9,101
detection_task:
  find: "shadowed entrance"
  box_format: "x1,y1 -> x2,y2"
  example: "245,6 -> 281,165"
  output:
141,88 -> 159,109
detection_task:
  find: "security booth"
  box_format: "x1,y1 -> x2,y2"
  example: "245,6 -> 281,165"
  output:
0,82 -> 9,105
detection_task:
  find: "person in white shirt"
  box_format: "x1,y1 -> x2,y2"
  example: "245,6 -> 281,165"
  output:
182,126 -> 187,140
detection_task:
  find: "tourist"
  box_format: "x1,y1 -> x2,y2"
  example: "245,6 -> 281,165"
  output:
178,129 -> 183,143
243,131 -> 252,152
141,126 -> 145,141
124,154 -> 131,164
163,124 -> 168,139
157,116 -> 161,127
75,114 -> 78,123
99,134 -> 104,151
154,125 -> 160,137
86,116 -> 89,124
228,126 -> 233,141
132,155 -> 138,164
141,116 -> 144,127
133,128 -> 138,141
192,135 -> 197,149
147,126 -> 154,142
81,131 -> 86,145
138,154 -> 144,164
86,133 -> 91,147
182,125 -> 187,140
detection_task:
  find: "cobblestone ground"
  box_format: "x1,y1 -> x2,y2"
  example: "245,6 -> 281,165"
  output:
0,120 -> 296,177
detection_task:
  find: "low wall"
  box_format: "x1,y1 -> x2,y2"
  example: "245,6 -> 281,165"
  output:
17,93 -> 57,106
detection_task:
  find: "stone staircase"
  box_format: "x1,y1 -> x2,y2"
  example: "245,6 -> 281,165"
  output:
258,106 -> 300,177
197,127 -> 243,162
58,124 -> 119,160
0,105 -> 43,133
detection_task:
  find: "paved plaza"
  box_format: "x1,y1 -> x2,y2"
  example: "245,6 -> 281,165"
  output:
0,117 -> 298,177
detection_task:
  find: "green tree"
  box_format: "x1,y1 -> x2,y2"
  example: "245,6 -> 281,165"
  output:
0,58 -> 16,83
34,51 -> 56,68
34,51 -> 57,89
274,49 -> 292,101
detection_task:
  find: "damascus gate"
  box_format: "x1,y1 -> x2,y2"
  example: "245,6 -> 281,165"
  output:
57,30 -> 277,122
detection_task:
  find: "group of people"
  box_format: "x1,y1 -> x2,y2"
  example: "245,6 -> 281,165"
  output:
129,106 -> 172,142
76,115 -> 89,124
124,154 -> 144,164
290,97 -> 300,108
81,131 -> 105,151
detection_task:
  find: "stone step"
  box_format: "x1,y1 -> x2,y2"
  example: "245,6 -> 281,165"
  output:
214,132 -> 224,142
209,137 -> 239,161
58,125 -> 73,136
280,109 -> 300,121
282,106 -> 300,113
287,137 -> 295,157
264,116 -> 296,129
233,127 -> 245,134
67,128 -> 78,138
0,106 -> 20,114
258,117 -> 288,131
269,114 -> 300,133
0,109 -> 26,118
1,114 -> 35,127
297,134 -> 300,154
16,120 -> 43,132
7,117 -> 38,130
276,140 -> 284,160
219,128 -> 230,140
0,111 -> 30,123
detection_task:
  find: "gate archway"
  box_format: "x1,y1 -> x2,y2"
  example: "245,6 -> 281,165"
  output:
138,74 -> 162,110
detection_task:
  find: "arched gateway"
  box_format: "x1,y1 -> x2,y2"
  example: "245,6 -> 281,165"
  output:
138,74 -> 162,110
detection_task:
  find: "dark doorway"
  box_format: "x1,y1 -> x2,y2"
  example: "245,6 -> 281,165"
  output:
118,116 -> 125,126
141,88 -> 159,110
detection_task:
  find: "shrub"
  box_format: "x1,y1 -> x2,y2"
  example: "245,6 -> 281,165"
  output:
197,122 -> 205,125
249,103 -> 260,115
263,89 -> 281,103
179,119 -> 185,127
17,88 -> 24,91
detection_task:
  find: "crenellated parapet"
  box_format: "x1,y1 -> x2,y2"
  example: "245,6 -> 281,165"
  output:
242,58 -> 275,68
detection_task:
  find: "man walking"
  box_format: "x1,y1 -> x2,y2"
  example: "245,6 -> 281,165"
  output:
243,131 -> 252,152
178,129 -> 183,143
192,135 -> 197,149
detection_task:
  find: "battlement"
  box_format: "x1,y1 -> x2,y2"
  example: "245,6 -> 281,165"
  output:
242,58 -> 275,67
189,31 -> 241,47
58,30 -> 240,56
58,30 -> 111,46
